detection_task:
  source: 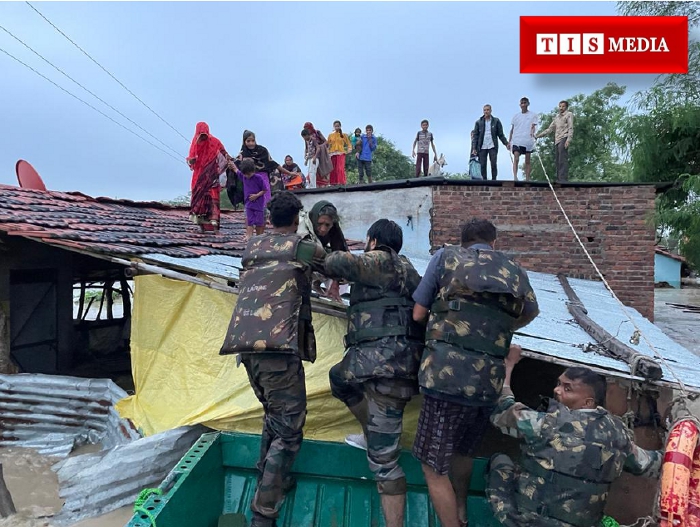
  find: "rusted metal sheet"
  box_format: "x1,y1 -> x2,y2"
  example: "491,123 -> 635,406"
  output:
0,373 -> 140,458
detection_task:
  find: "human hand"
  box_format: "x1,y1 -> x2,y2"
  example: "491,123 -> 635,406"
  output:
505,344 -> 523,369
325,280 -> 342,303
565,140 -> 570,149
411,151 -> 416,158
471,149 -> 477,156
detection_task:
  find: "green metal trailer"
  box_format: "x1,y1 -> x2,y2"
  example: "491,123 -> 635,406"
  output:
126,431 -> 499,527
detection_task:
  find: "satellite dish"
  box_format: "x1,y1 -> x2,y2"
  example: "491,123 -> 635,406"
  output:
16,160 -> 47,191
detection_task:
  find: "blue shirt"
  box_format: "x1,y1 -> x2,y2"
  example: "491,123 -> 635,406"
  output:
359,134 -> 377,161
412,243 -> 494,307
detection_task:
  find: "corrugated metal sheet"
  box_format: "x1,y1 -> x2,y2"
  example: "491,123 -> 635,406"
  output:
141,253 -> 243,281
52,425 -> 206,526
0,373 -> 140,458
519,272 -> 700,390
130,252 -> 700,391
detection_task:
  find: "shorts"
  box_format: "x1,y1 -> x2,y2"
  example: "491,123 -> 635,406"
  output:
511,145 -> 532,155
412,394 -> 494,475
246,207 -> 265,227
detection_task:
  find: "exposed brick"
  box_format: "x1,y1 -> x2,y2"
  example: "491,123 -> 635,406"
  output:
430,185 -> 656,320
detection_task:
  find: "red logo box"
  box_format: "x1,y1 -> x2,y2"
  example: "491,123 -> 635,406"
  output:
520,16 -> 688,74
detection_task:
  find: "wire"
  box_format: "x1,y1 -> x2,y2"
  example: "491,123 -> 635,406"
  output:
0,45 -> 185,165
532,145 -> 688,395
0,23 -> 183,159
25,1 -> 189,143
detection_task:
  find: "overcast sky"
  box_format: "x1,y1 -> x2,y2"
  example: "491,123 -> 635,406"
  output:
1,1 -> 661,201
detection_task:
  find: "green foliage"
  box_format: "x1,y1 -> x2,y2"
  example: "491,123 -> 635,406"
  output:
530,83 -> 632,182
161,193 -> 190,206
84,289 -> 122,302
655,175 -> 700,269
344,135 -> 414,184
618,1 -> 700,269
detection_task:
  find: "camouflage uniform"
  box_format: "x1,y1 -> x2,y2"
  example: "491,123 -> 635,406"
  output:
487,391 -> 663,527
220,232 -> 324,527
325,246 -> 424,495
418,245 -> 539,406
412,244 -> 539,474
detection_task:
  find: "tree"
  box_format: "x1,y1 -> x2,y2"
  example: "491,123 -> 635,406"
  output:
530,83 -> 632,182
618,1 -> 700,268
344,135 -> 414,184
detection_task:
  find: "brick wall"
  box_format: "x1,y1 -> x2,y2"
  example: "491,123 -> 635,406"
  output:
430,183 -> 657,320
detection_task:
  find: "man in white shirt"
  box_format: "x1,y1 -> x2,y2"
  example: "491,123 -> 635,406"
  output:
507,97 -> 539,181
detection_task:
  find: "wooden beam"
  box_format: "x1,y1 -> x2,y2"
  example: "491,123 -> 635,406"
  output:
557,274 -> 663,381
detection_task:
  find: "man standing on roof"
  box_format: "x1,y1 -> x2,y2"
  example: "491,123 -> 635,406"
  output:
507,97 -> 538,181
325,219 -> 425,527
535,100 -> 574,182
487,345 -> 662,527
219,191 -> 327,527
411,218 -> 539,527
472,105 -> 509,181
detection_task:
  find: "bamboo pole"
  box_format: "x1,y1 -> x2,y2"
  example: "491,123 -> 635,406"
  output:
557,274 -> 663,381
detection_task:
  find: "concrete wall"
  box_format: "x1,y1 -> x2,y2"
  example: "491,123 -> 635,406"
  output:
298,187 -> 433,261
655,253 -> 681,288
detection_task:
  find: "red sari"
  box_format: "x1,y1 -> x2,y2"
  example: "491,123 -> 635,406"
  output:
187,122 -> 227,231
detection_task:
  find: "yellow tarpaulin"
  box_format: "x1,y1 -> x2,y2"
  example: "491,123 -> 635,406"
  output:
116,275 -> 422,445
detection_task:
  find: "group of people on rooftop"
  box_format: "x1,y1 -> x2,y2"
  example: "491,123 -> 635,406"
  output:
216,193 -> 660,527
185,99 -> 574,234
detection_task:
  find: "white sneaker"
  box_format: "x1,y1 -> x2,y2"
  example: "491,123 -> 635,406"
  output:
345,433 -> 367,451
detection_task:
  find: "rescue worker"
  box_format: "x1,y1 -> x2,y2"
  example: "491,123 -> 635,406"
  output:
411,218 -> 539,527
219,191 -> 327,527
488,345 -> 663,527
325,219 -> 425,527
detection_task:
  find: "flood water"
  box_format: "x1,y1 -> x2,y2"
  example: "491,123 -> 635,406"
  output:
654,288 -> 700,355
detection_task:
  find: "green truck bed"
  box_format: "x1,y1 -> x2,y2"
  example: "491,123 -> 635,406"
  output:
126,431 -> 499,527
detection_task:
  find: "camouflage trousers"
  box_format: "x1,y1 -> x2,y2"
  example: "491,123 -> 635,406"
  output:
243,354 -> 307,524
330,363 -> 417,495
486,454 -> 589,527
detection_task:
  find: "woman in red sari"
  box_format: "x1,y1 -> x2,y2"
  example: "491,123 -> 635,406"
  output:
187,122 -> 229,232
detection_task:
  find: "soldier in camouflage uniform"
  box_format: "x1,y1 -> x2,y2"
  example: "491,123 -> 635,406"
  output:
325,219 -> 425,527
411,218 -> 539,527
488,345 -> 663,527
219,191 -> 327,527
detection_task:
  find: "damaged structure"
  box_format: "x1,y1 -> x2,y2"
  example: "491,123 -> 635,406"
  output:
0,178 -> 697,524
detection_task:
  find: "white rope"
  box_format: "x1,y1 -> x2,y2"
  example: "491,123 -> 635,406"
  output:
532,146 -> 689,395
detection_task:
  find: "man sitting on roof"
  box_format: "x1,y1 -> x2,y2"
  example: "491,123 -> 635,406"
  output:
487,345 -> 663,527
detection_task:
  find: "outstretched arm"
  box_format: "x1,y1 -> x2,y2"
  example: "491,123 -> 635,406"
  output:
491,345 -> 545,441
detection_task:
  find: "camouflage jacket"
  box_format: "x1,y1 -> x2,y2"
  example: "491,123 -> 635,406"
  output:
491,392 -> 662,527
324,246 -> 425,381
220,232 -> 323,362
418,245 -> 539,405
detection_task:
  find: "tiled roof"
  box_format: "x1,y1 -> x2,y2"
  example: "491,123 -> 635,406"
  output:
0,184 -> 247,258
655,246 -> 686,263
0,184 -> 363,258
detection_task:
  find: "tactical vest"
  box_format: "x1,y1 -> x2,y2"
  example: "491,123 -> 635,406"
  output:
426,245 -> 525,358
219,233 -> 316,362
516,399 -> 631,527
344,248 -> 424,347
